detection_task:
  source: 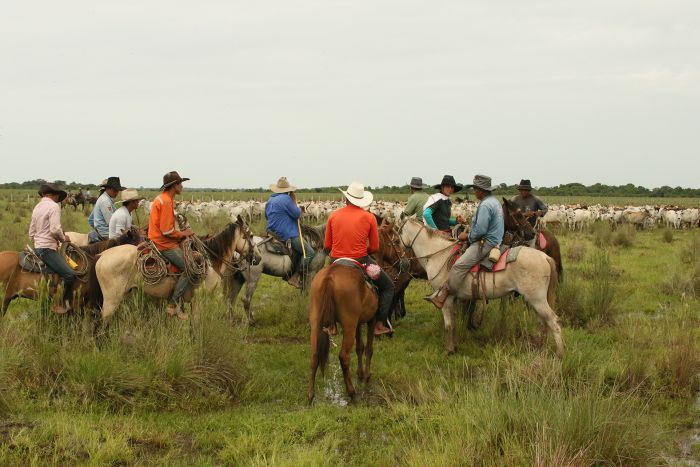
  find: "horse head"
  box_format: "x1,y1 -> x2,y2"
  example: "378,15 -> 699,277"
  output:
235,215 -> 262,265
502,198 -> 535,241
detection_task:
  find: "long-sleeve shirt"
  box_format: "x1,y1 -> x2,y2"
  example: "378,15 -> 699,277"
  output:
265,193 -> 301,241
423,193 -> 455,230
403,191 -> 429,217
469,195 -> 504,246
108,206 -> 133,239
148,192 -> 185,251
29,197 -> 66,250
510,194 -> 548,226
89,192 -> 116,238
324,204 -> 379,259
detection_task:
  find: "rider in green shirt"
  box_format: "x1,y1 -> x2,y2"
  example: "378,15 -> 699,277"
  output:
403,177 -> 430,218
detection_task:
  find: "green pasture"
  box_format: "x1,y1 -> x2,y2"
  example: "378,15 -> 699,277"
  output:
1,190 -> 700,464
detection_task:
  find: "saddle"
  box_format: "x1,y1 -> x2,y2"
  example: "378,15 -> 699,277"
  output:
262,234 -> 292,256
332,258 -> 381,292
19,250 -> 46,274
469,245 -> 521,273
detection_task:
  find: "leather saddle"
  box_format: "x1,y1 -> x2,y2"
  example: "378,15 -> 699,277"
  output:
19,251 -> 46,274
332,258 -> 380,292
263,236 -> 291,256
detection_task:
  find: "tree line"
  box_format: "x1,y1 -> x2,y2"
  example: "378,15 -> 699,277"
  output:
1,179 -> 698,198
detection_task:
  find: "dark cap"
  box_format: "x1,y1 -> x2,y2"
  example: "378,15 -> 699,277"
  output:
517,179 -> 533,190
102,177 -> 126,191
433,175 -> 463,193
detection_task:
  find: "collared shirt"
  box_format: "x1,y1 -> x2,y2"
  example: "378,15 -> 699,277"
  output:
403,191 -> 429,217
148,191 -> 183,251
29,197 -> 65,250
324,204 -> 379,259
469,195 -> 504,246
109,206 -> 133,239
510,194 -> 548,226
265,193 -> 301,241
90,192 -> 116,238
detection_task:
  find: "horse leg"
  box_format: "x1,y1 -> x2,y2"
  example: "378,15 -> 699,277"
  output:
355,324 -> 365,382
242,278 -> 258,326
442,297 -> 457,354
339,322 -> 358,400
523,293 -> 564,358
308,323 -> 320,404
364,319 -> 375,383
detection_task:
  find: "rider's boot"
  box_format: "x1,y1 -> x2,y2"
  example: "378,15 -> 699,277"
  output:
425,282 -> 450,309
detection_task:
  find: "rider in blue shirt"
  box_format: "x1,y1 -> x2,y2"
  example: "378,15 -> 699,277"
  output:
265,177 -> 315,288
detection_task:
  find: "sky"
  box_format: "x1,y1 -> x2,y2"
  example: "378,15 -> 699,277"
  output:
1,0 -> 699,189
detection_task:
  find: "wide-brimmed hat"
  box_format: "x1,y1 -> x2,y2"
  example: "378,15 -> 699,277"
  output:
119,188 -> 145,204
102,176 -> 126,191
467,174 -> 496,192
409,177 -> 428,190
160,171 -> 190,190
433,175 -> 463,193
270,177 -> 297,193
517,179 -> 533,191
38,183 -> 68,203
339,181 -> 374,208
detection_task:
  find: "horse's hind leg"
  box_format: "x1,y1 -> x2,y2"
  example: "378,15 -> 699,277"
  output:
442,298 -> 458,354
355,324 -> 365,382
364,319 -> 375,383
524,294 -> 564,358
308,325 -> 320,404
338,323 -> 357,400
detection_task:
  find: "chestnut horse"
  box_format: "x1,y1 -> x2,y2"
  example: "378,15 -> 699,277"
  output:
307,263 -> 377,402
0,228 -> 141,315
502,198 -> 563,281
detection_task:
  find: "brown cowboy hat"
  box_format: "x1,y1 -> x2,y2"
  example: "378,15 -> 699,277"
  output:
38,183 -> 68,203
160,171 -> 190,190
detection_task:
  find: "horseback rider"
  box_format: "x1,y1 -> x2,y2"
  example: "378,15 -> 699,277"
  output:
265,177 -> 315,289
88,177 -> 125,243
422,175 -> 466,234
148,171 -> 194,320
28,183 -> 76,314
402,177 -> 430,218
324,182 -> 395,336
426,175 -> 504,309
510,179 -> 548,227
109,189 -> 144,239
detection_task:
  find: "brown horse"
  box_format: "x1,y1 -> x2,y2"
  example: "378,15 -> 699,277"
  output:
502,198 -> 563,281
307,263 -> 377,403
0,228 -> 142,315
376,221 -> 427,319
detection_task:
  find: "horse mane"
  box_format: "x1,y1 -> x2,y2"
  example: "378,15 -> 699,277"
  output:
203,222 -> 239,257
406,219 -> 456,244
79,229 -> 138,256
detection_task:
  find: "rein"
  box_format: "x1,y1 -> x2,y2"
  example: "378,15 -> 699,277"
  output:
394,219 -> 461,281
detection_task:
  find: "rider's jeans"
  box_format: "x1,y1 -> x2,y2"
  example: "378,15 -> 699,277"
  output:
35,248 -> 77,301
161,247 -> 191,305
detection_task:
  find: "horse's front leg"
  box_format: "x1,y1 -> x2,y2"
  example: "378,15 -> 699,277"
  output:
441,297 -> 458,354
355,325 -> 365,382
338,322 -> 358,400
364,319 -> 375,383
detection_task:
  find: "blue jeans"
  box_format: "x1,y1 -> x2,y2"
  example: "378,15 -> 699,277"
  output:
289,236 -> 314,273
35,248 -> 77,301
161,248 -> 191,305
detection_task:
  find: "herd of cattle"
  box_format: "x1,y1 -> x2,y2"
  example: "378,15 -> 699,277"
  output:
136,198 -> 700,230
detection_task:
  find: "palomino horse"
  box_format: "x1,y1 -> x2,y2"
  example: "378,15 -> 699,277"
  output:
502,198 -> 564,281
0,228 -> 141,315
224,225 -> 327,325
396,218 -> 563,357
376,221 -> 427,319
307,263 -> 377,403
64,231 -> 90,247
89,217 -> 260,326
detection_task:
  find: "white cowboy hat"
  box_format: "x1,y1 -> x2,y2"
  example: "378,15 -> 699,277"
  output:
339,181 -> 373,208
270,176 -> 297,193
119,188 -> 145,204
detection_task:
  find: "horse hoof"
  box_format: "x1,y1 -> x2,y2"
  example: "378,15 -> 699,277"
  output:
248,319 -> 257,327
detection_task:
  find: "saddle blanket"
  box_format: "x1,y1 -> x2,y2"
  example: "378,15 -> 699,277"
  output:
332,258 -> 381,281
469,246 -> 522,273
19,251 -> 45,273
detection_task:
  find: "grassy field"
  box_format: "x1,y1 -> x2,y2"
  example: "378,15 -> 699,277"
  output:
1,190 -> 700,464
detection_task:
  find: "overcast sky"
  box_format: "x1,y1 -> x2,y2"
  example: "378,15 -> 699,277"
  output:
1,1 -> 698,189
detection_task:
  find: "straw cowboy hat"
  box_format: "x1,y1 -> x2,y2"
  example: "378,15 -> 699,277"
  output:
466,174 -> 497,192
38,183 -> 68,203
339,181 -> 374,208
517,179 -> 533,191
433,175 -> 463,193
119,189 -> 145,204
270,177 -> 297,193
160,171 -> 190,190
409,177 -> 429,190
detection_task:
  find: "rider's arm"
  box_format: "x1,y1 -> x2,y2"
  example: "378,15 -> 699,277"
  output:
323,216 -> 333,251
49,204 -> 66,242
536,197 -> 548,215
423,207 -> 438,228
449,217 -> 457,226
367,216 -> 379,254
468,205 -> 489,243
283,195 -> 301,220
87,209 -> 95,228
160,203 -> 185,240
403,196 -> 417,216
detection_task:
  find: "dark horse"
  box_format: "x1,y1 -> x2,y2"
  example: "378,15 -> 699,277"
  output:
0,228 -> 142,315
308,263 -> 377,403
502,198 -> 563,281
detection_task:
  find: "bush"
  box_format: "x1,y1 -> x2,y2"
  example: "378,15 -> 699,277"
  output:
565,240 -> 587,262
591,222 -> 613,247
612,224 -> 636,247
681,236 -> 700,264
661,228 -> 674,243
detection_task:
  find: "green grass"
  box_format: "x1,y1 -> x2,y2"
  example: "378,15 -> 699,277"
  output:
0,190 -> 699,464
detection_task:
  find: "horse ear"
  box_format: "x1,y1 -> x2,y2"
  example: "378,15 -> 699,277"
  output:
236,214 -> 243,224
400,212 -> 406,221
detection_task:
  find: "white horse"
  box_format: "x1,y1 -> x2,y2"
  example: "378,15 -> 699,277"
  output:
226,226 -> 328,325
396,218 -> 563,357
89,217 -> 260,327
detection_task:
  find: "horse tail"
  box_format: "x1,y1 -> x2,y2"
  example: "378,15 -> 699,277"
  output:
87,258 -> 103,310
314,272 -> 336,374
546,255 -> 558,310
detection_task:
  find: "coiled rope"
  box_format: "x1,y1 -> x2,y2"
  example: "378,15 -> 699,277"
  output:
136,240 -> 171,285
182,236 -> 211,284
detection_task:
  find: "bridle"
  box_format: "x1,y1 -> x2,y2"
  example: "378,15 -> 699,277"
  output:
394,217 -> 461,281
504,204 -> 535,242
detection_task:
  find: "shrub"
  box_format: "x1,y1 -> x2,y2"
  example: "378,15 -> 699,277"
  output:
681,236 -> 700,264
661,228 -> 674,243
591,222 -> 612,247
565,240 -> 587,262
612,224 -> 636,247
